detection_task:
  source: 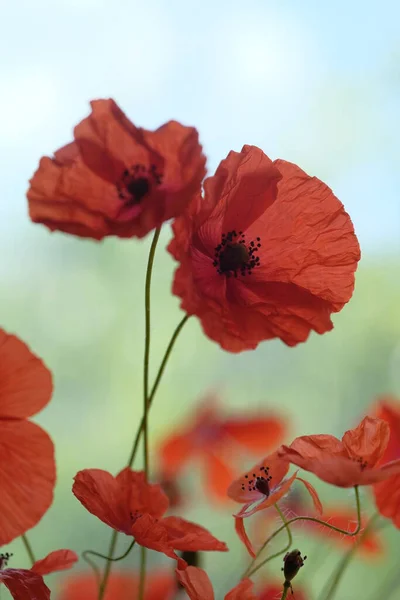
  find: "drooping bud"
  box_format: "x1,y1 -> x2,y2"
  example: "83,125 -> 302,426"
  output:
282,549 -> 307,582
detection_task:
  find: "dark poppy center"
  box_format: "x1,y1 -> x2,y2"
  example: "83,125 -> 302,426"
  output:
0,552 -> 12,570
241,465 -> 272,495
213,230 -> 262,277
116,163 -> 163,206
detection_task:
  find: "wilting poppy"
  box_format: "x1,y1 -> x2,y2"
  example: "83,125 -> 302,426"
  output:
278,416 -> 400,488
0,549 -> 78,600
227,452 -> 321,557
168,145 -> 360,352
176,566 -> 257,600
28,99 -> 206,240
0,329 -> 56,546
59,570 -> 176,600
72,468 -> 227,567
158,394 -> 287,501
373,397 -> 400,527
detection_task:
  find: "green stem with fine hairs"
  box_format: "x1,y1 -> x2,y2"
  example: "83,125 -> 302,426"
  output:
243,504 -> 292,579
21,534 -> 36,566
243,486 -> 361,580
321,511 -> 379,600
281,582 -> 291,600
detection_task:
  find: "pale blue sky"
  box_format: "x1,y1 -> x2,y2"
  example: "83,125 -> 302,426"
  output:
1,0 -> 399,254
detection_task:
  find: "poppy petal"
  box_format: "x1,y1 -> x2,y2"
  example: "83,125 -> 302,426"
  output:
176,566 -> 215,600
235,472 -> 298,518
162,516 -> 228,552
227,452 -> 290,503
72,469 -> 132,534
131,514 -> 184,567
374,474 -> 400,528
31,550 -> 79,575
222,414 -> 287,455
296,477 -> 323,514
0,329 -> 53,419
225,578 -> 257,600
376,398 -> 400,463
342,417 -> 390,467
0,420 -> 55,545
116,468 -> 169,518
204,452 -> 236,502
158,432 -> 197,477
234,517 -> 256,558
0,569 -> 50,600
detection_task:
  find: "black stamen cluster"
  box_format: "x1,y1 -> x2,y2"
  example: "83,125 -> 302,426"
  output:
241,465 -> 272,495
213,230 -> 261,278
0,552 -> 13,569
116,163 -> 163,205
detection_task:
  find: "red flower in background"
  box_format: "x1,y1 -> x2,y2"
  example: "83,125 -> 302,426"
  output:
0,549 -> 78,600
0,329 -> 56,546
28,99 -> 206,240
258,582 -> 308,600
278,416 -> 400,487
59,570 -> 176,600
169,145 -> 360,352
373,397 -> 400,527
158,394 -> 287,501
72,468 -> 227,567
176,566 -> 256,600
227,452 -> 321,557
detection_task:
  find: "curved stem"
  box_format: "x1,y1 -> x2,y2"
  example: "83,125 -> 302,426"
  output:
85,540 -> 136,564
83,552 -> 102,587
21,534 -> 36,566
244,504 -> 292,579
281,583 -> 291,600
127,313 -> 190,467
98,531 -> 118,600
321,511 -> 379,600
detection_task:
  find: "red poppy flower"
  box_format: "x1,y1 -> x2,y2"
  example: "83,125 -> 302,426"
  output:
168,145 -> 360,352
27,99 -> 206,240
227,452 -> 321,557
373,397 -> 400,527
0,549 -> 78,600
72,468 -> 227,567
176,566 -> 257,600
0,329 -> 55,546
158,394 -> 287,501
59,570 -> 176,600
258,582 -> 308,600
278,416 -> 400,488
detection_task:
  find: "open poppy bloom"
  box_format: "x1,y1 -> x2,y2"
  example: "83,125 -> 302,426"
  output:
168,144 -> 360,352
28,98 -> 206,240
73,468 -> 227,567
0,329 -> 56,546
176,566 -> 257,600
0,549 -> 78,600
59,569 -> 176,600
373,397 -> 400,527
278,416 -> 400,488
158,394 -> 287,501
227,452 -> 321,557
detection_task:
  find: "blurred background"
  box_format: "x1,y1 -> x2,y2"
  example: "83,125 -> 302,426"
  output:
0,0 -> 399,598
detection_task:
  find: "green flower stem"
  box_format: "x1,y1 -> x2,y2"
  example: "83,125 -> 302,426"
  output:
281,582 -> 291,600
321,511 -> 379,600
243,504 -> 292,579
138,546 -> 147,600
21,534 -> 36,566
243,486 -> 361,580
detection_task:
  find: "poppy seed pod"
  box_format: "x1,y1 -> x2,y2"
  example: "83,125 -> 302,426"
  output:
282,549 -> 307,582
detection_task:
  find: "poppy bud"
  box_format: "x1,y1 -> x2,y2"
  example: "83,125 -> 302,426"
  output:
282,549 -> 307,582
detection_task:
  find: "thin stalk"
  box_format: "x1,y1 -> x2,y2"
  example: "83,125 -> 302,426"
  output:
98,532 -> 118,600
281,582 -> 291,600
21,534 -> 36,566
138,546 -> 147,600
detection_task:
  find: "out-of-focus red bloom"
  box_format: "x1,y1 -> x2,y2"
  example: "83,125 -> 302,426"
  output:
373,397 -> 400,527
158,395 -> 287,501
278,416 -> 400,488
72,468 -> 227,567
258,582 -> 307,600
0,329 -> 55,546
176,566 -> 257,600
59,570 -> 176,600
28,99 -> 206,240
168,144 -> 360,352
227,452 -> 321,557
0,549 -> 78,600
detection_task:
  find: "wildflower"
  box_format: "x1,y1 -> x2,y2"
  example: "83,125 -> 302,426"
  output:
0,329 -> 55,545
28,99 -> 206,240
373,397 -> 400,527
227,452 -> 321,556
0,549 -> 78,600
176,566 -> 257,600
169,145 -> 360,352
278,416 -> 400,487
59,570 -> 176,600
282,549 -> 307,596
158,394 -> 287,501
72,468 -> 227,566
